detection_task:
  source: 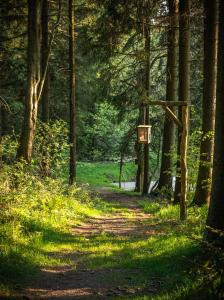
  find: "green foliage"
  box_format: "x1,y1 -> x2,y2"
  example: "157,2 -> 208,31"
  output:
78,101 -> 136,161
34,119 -> 69,177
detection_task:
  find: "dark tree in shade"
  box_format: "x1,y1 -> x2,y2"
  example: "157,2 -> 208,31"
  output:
173,0 -> 190,205
193,0 -> 218,206
205,0 -> 224,247
68,0 -> 77,184
157,0 -> 178,193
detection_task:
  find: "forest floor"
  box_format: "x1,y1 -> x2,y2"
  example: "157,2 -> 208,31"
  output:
13,189 -> 162,299
3,187 -> 208,300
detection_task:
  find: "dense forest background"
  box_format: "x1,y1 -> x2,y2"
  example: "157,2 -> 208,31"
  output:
0,0 -> 224,299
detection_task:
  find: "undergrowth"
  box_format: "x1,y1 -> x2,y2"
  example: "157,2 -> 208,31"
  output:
0,161 -> 110,295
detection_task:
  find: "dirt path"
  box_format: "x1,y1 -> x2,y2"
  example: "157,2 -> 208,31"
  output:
16,189 -> 161,300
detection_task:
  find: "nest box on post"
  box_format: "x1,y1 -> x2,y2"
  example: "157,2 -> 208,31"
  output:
137,125 -> 151,144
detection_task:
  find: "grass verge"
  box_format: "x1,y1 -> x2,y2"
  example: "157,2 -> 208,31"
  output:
0,165 -> 221,299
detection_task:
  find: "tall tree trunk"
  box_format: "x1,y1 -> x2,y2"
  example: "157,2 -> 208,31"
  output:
17,0 -> 42,162
205,0 -> 224,247
142,28 -> 150,195
40,0 -> 51,177
135,104 -> 145,192
157,0 -> 178,193
68,0 -> 77,185
173,0 -> 190,205
193,0 -> 218,206
41,0 -> 49,123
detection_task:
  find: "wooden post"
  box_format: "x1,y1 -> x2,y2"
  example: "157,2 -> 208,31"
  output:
180,105 -> 188,220
119,152 -> 123,188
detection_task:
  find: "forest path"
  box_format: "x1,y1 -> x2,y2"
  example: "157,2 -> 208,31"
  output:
21,189 -> 162,300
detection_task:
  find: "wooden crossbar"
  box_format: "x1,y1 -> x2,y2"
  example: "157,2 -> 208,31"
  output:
148,100 -> 188,106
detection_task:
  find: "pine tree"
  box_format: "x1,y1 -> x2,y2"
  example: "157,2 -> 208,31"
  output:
205,0 -> 224,247
193,0 -> 217,206
68,0 -> 77,184
157,0 -> 178,193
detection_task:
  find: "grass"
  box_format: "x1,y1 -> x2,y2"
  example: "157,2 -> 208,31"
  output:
0,162 -> 221,299
0,183 -> 212,299
76,161 -> 137,186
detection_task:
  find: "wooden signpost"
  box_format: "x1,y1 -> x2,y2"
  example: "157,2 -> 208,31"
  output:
139,100 -> 189,220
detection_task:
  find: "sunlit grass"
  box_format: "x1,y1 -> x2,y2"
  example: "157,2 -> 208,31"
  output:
0,173 -> 211,299
76,161 -> 137,186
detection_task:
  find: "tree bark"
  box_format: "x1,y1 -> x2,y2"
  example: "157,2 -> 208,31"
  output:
17,0 -> 42,162
173,0 -> 190,205
193,0 -> 218,206
41,0 -> 49,123
142,28 -> 150,195
205,0 -> 224,247
135,104 -> 145,193
39,0 -> 51,177
68,0 -> 77,185
157,0 -> 178,193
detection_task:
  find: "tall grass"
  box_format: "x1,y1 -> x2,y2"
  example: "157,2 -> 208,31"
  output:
0,161 -> 107,294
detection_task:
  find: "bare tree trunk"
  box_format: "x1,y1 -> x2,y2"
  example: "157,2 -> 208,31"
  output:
173,0 -> 190,205
41,0 -> 49,123
39,0 -> 51,177
135,105 -> 144,192
142,28 -> 150,195
205,0 -> 224,247
68,0 -> 77,185
17,0 -> 42,162
193,0 -> 218,206
143,105 -> 149,195
157,0 -> 178,193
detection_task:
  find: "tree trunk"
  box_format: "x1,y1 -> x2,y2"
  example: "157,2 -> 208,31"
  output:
39,0 -> 51,177
17,0 -> 42,162
142,28 -> 150,195
193,0 -> 218,206
205,0 -> 224,247
143,105 -> 149,195
68,0 -> 77,185
135,104 -> 145,193
41,0 -> 49,123
173,0 -> 190,205
157,0 -> 178,193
